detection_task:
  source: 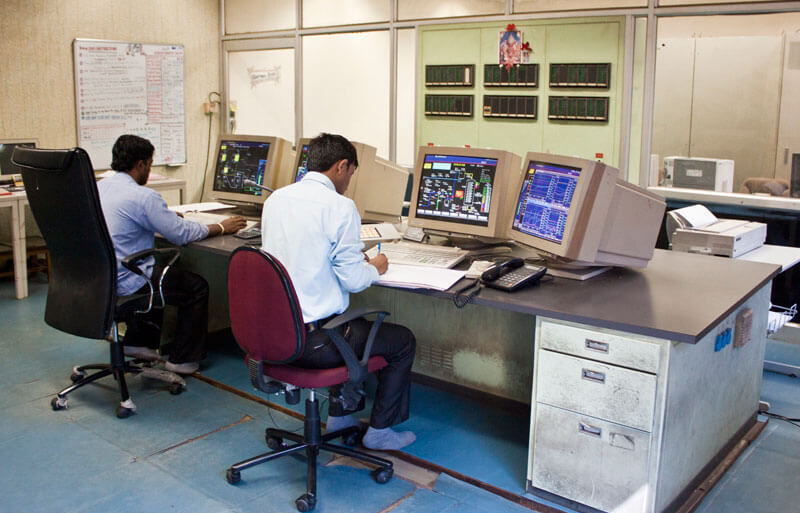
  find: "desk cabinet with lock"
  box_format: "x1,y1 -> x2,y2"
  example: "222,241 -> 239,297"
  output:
528,283 -> 770,513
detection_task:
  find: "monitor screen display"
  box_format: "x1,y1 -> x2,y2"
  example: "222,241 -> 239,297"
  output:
0,141 -> 36,176
511,160 -> 581,244
212,140 -> 271,195
295,143 -> 310,182
414,153 -> 498,227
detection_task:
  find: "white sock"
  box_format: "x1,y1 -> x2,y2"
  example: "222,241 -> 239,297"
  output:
362,426 -> 416,450
326,414 -> 359,433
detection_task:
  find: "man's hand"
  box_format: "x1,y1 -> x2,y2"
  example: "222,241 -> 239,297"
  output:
368,253 -> 388,275
221,216 -> 247,235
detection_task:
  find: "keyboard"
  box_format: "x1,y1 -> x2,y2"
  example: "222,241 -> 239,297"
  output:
367,240 -> 468,269
182,211 -> 259,233
360,223 -> 402,242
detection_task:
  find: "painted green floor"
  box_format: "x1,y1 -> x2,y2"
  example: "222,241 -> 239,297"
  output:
2,275 -> 799,513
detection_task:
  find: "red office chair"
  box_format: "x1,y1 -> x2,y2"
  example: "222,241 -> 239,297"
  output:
225,246 -> 394,513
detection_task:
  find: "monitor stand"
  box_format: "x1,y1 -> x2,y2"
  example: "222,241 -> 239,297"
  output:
217,201 -> 262,219
545,262 -> 611,281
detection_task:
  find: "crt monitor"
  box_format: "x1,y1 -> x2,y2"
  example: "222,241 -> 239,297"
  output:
0,139 -> 37,184
294,139 -> 311,183
347,141 -> 409,223
507,152 -> 666,271
202,134 -> 294,208
297,138 -> 408,223
408,146 -> 521,241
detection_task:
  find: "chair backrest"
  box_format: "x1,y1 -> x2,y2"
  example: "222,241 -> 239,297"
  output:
227,246 -> 306,363
12,147 -> 117,339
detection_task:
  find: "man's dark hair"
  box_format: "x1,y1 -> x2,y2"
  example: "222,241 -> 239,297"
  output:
111,134 -> 154,172
307,133 -> 358,172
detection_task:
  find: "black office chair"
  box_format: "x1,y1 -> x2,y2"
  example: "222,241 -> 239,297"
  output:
226,247 -> 394,512
11,147 -> 185,418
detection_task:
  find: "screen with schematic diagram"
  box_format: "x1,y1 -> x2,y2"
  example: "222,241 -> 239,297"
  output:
212,139 -> 270,196
511,160 -> 580,244
413,153 -> 498,227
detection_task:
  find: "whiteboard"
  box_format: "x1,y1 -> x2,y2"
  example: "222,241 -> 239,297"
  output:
73,39 -> 186,170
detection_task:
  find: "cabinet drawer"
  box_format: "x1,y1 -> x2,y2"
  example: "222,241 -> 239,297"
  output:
531,403 -> 650,513
536,350 -> 656,431
539,319 -> 661,373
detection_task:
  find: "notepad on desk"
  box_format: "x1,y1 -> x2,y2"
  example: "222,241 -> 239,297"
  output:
170,202 -> 233,214
374,264 -> 465,291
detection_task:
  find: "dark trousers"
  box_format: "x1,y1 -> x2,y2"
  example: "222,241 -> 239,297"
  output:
295,318 -> 416,429
123,266 -> 209,364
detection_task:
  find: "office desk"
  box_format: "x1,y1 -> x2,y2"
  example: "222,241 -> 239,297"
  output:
4,177 -> 186,299
176,237 -> 778,513
0,191 -> 27,298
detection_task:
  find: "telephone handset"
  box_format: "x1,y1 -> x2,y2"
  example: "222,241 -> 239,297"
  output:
481,257 -> 547,291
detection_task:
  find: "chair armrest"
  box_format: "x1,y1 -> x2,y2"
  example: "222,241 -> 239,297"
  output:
321,307 -> 389,330
121,248 -> 180,314
121,247 -> 180,276
323,308 -> 389,410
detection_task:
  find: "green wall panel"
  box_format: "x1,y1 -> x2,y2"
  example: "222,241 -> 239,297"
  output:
418,17 -> 626,168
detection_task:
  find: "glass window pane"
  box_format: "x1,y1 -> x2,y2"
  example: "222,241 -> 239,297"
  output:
303,0 -> 390,28
515,0 -> 645,12
398,0 -> 503,21
228,48 -> 295,142
651,13 -> 800,192
225,0 -> 296,34
303,31 -> 390,157
396,28 -> 416,168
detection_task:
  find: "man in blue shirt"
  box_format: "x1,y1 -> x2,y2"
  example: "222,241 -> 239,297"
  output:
262,133 -> 416,450
98,135 -> 246,374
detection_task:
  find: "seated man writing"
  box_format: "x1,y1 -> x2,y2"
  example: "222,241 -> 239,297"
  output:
261,133 -> 417,450
98,134 -> 246,374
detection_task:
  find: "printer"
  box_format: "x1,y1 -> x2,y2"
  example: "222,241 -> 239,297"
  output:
667,204 -> 766,258
663,156 -> 734,192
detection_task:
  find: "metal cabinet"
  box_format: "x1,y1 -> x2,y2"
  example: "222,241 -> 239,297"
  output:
528,283 -> 771,513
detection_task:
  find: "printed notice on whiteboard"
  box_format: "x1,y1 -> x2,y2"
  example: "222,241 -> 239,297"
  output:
74,39 -> 186,170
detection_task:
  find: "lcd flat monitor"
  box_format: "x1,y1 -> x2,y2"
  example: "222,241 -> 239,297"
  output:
0,139 -> 37,184
202,134 -> 294,210
507,152 -> 666,276
408,146 -> 521,241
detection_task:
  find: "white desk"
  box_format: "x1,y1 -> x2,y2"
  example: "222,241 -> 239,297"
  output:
0,191 -> 27,299
3,177 -> 186,299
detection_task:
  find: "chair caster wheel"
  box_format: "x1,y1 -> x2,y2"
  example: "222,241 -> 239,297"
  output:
226,468 -> 241,484
70,371 -> 86,383
295,493 -> 316,512
51,396 -> 68,411
372,467 -> 393,484
169,384 -> 184,395
116,405 -> 134,419
266,435 -> 284,450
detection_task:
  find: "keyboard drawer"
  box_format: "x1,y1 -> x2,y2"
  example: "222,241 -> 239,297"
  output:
536,350 -> 656,432
531,403 -> 650,513
539,318 -> 661,374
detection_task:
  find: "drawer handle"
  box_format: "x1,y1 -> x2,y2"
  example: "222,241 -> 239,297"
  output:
582,368 -> 606,384
578,422 -> 602,438
585,339 -> 609,353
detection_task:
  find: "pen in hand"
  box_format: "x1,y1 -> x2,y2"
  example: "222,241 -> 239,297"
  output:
377,242 -> 381,254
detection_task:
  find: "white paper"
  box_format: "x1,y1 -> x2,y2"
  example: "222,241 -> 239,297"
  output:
375,264 -> 465,291
674,204 -> 718,228
170,202 -> 232,214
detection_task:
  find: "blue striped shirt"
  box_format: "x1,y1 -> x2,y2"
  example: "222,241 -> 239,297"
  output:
98,172 -> 208,296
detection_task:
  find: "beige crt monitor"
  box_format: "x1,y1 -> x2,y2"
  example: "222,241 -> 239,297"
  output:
408,146 -> 522,241
202,134 -> 294,208
347,142 -> 409,223
507,152 -> 666,272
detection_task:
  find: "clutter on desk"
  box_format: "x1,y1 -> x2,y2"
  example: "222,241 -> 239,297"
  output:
666,204 -> 766,258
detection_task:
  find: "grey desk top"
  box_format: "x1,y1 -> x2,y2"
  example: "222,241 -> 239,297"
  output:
185,236 -> 780,344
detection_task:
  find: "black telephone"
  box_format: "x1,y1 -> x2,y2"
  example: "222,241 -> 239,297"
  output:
481,257 -> 547,292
